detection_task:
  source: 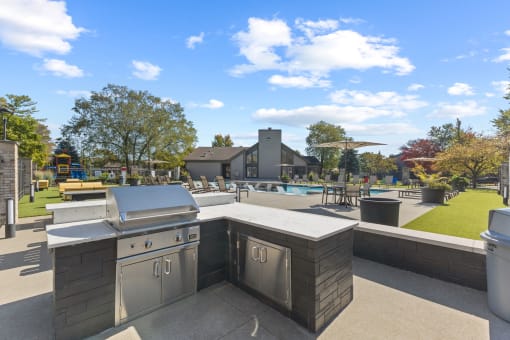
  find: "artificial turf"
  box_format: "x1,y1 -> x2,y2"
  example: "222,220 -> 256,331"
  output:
18,186 -> 63,218
402,189 -> 506,240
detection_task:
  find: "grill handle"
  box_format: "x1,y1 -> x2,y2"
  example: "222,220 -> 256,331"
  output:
153,260 -> 160,278
120,210 -> 196,223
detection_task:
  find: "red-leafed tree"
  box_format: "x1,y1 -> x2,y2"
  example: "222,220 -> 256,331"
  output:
400,139 -> 441,172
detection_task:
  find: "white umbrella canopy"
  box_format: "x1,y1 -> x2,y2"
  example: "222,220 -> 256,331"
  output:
403,157 -> 437,162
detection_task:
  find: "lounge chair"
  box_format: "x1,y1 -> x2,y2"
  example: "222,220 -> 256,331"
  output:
384,175 -> 393,188
369,175 -> 378,185
361,183 -> 371,197
266,183 -> 273,192
186,176 -> 203,193
247,184 -> 257,192
215,176 -> 234,192
276,186 -> 286,193
200,176 -> 219,192
351,175 -> 360,184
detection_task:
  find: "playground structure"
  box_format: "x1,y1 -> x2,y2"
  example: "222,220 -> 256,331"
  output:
49,153 -> 87,183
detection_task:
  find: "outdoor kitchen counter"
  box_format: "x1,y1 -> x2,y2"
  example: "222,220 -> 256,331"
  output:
46,219 -> 117,249
198,202 -> 357,241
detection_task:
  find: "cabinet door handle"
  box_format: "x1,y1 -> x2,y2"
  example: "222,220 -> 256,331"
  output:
154,260 -> 160,278
260,247 -> 267,263
251,246 -> 260,262
164,259 -> 172,275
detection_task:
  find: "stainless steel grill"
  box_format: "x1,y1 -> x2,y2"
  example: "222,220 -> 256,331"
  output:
106,185 -> 199,233
109,185 -> 201,325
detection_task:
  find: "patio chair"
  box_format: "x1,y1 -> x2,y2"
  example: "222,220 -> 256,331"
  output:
324,174 -> 331,183
186,176 -> 203,193
215,176 -> 234,193
276,186 -> 286,193
200,176 -> 219,192
369,175 -> 378,185
345,184 -> 361,206
321,183 -> 336,205
384,175 -> 393,188
361,183 -> 371,197
351,175 -> 360,184
266,183 -> 273,192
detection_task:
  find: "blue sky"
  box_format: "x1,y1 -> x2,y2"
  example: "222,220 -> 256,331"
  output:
1,1 -> 510,156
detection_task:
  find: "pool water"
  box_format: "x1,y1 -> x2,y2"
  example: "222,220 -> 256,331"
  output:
283,184 -> 387,195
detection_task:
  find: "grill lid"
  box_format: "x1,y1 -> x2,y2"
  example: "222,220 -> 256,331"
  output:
106,185 -> 199,230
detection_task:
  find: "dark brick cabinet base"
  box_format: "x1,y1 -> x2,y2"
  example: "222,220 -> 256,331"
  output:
53,238 -> 116,340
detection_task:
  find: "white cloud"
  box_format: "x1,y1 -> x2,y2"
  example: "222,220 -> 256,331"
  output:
161,97 -> 177,104
295,18 -> 338,39
231,18 -> 292,76
0,0 -> 85,56
253,104 -> 402,127
429,100 -> 487,118
493,47 -> 510,62
349,76 -> 361,84
447,82 -> 474,96
268,74 -> 330,88
505,30 -> 510,36
342,122 -> 420,135
41,59 -> 84,78
132,60 -> 162,80
339,17 -> 364,25
329,89 -> 427,111
492,80 -> 510,95
200,99 -> 224,109
408,83 -> 424,91
231,17 -> 414,82
56,89 -> 91,98
186,32 -> 204,49
485,92 -> 495,97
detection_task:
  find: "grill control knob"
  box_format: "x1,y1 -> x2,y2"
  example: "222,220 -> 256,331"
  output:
175,234 -> 183,242
145,240 -> 153,249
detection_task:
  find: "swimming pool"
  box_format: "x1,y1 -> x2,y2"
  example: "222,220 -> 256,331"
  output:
283,184 -> 388,195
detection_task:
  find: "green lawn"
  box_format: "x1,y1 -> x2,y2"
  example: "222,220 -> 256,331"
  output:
18,186 -> 64,218
402,189 -> 506,240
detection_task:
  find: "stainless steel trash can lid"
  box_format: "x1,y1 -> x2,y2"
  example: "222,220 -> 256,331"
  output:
488,208 -> 510,237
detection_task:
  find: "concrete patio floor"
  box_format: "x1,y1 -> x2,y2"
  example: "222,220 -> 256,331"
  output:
238,188 -> 436,227
1,196 -> 510,339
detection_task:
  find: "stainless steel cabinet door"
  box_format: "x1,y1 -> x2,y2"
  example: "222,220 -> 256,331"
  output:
162,247 -> 196,304
259,244 -> 290,308
240,237 -> 261,291
120,257 -> 162,321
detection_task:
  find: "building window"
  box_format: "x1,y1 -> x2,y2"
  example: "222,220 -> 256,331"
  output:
246,147 -> 258,178
281,148 -> 293,165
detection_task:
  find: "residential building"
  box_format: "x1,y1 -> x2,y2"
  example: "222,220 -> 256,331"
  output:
184,128 -> 320,181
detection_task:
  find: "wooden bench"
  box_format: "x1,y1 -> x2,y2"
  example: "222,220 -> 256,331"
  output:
63,189 -> 107,201
33,179 -> 49,190
398,189 -> 421,199
59,181 -> 106,197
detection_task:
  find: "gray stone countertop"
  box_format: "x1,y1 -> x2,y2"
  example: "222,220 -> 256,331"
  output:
46,219 -> 117,249
199,202 -> 356,241
46,202 -> 356,248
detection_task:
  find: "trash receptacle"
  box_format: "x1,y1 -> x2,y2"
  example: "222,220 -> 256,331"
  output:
481,208 -> 510,322
359,197 -> 401,227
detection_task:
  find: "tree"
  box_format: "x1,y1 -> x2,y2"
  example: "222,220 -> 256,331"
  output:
1,94 -> 52,166
305,121 -> 345,171
54,138 -> 80,164
400,138 -> 441,172
212,134 -> 234,147
62,84 -> 197,172
428,121 -> 458,151
338,149 -> 359,178
359,152 -> 397,177
435,135 -> 504,188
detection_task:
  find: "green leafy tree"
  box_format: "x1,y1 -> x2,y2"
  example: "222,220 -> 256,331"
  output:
1,94 -> 52,166
435,135 -> 504,188
359,152 -> 397,177
62,84 -> 197,172
305,121 -> 345,171
338,149 -> 359,178
212,134 -> 234,147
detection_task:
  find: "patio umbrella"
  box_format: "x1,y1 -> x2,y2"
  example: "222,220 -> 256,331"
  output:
313,140 -> 386,183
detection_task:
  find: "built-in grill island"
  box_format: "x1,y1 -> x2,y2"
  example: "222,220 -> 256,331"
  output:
48,185 -> 355,339
106,185 -> 201,325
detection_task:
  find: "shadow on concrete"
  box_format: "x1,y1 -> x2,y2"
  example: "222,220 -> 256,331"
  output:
0,241 -> 52,275
291,207 -> 358,221
353,257 -> 510,339
0,292 -> 54,339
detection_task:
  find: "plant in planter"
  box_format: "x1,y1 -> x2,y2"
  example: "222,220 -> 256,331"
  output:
413,165 -> 451,204
449,175 -> 469,192
280,174 -> 290,183
127,175 -> 142,186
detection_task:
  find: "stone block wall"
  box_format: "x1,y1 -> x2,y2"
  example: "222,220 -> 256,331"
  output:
53,238 -> 116,340
0,141 -> 18,225
354,229 -> 487,290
